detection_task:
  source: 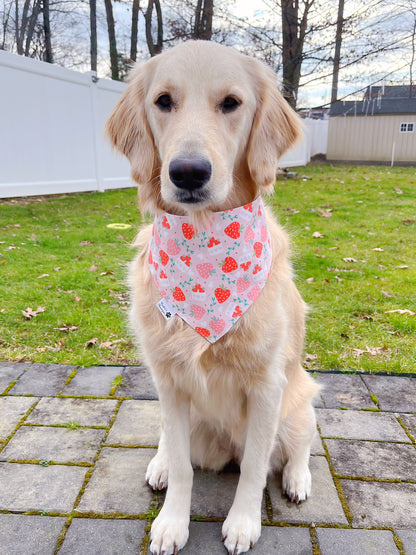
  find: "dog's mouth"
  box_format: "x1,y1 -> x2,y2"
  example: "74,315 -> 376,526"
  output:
174,189 -> 211,205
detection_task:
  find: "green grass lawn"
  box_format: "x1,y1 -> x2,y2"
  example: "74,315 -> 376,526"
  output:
1,164 -> 415,373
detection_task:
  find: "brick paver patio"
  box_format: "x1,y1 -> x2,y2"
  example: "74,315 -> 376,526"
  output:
0,362 -> 415,554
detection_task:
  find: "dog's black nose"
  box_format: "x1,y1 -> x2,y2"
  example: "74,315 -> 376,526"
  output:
169,157 -> 212,191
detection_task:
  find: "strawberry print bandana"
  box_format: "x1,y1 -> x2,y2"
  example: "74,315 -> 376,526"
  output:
148,197 -> 272,343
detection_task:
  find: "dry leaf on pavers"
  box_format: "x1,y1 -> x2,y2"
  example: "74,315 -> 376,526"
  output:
385,309 -> 415,316
22,306 -> 46,319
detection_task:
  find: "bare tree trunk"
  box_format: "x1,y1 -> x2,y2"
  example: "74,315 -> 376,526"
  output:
145,0 -> 163,56
25,0 -> 41,56
281,0 -> 313,109
331,0 -> 344,104
16,0 -> 31,55
104,0 -> 119,80
281,0 -> 300,108
410,14 -> 416,97
193,0 -> 213,40
130,0 -> 140,62
89,0 -> 97,72
42,0 -> 53,62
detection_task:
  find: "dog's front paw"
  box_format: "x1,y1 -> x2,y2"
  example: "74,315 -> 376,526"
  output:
282,462 -> 311,504
149,510 -> 189,555
146,452 -> 169,490
222,510 -> 261,555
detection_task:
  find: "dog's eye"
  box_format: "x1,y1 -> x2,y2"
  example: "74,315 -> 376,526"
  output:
221,96 -> 240,114
155,94 -> 173,112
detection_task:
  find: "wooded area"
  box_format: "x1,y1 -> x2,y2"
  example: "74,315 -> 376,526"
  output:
1,0 -> 415,108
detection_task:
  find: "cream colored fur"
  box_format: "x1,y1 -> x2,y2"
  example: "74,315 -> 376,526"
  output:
106,41 -> 319,555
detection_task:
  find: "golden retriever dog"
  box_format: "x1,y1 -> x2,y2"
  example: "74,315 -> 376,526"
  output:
106,41 -> 319,555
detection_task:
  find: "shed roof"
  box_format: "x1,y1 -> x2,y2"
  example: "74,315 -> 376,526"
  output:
330,98 -> 416,117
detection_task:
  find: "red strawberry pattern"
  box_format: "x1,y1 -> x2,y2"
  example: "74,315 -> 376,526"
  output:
159,250 -> 169,266
149,197 -> 272,343
215,287 -> 231,303
253,242 -> 263,258
172,287 -> 186,301
182,223 -> 196,240
221,257 -> 238,273
224,222 -> 241,239
196,327 -> 210,338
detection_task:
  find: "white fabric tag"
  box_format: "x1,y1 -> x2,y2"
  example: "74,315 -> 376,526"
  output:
156,298 -> 176,321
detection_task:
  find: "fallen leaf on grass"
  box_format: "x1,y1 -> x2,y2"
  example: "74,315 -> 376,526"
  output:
312,231 -> 324,238
359,313 -> 373,320
80,240 -> 94,246
99,270 -> 115,276
343,257 -> 358,263
385,309 -> 415,316
37,274 -> 49,279
54,267 -> 61,272
88,265 -> 98,272
402,219 -> 415,225
381,290 -> 392,298
317,208 -> 332,218
84,337 -> 98,348
372,248 -> 384,252
75,295 -> 81,302
306,277 -> 314,283
394,187 -> 403,194
353,346 -> 388,357
54,324 -> 79,332
22,306 -> 46,319
99,339 -> 124,349
396,265 -> 409,269
304,353 -> 318,362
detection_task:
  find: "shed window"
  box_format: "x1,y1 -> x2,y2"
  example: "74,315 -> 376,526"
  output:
400,123 -> 414,133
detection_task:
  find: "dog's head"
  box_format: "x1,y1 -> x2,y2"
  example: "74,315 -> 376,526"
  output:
106,41 -> 301,215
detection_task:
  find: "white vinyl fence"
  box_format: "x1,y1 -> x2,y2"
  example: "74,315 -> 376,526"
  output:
0,50 -> 132,198
0,51 -> 328,199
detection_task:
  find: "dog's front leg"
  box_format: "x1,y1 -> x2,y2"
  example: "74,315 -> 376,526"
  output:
149,384 -> 192,555
222,377 -> 284,555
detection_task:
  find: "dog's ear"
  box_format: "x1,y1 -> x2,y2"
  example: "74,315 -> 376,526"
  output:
105,65 -> 155,186
247,60 -> 302,190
